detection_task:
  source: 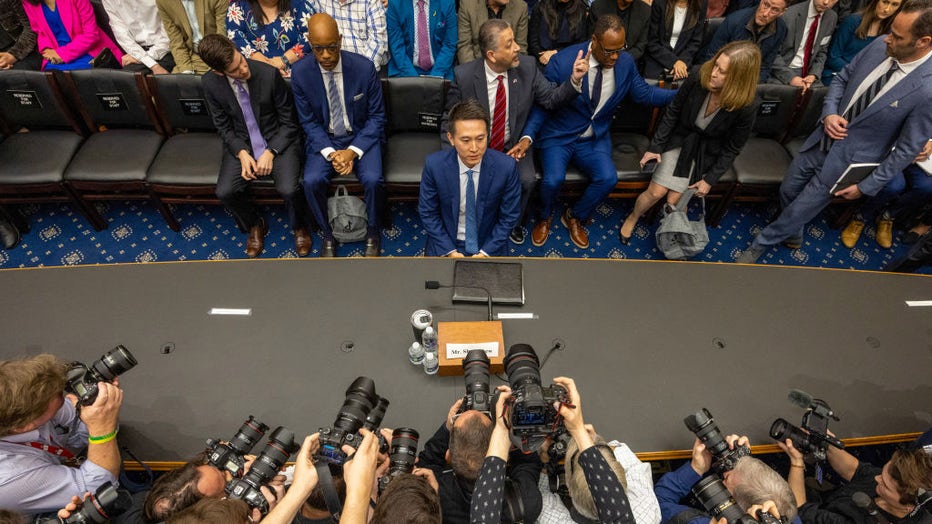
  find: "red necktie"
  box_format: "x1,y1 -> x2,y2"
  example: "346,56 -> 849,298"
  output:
490,75 -> 506,151
801,13 -> 821,77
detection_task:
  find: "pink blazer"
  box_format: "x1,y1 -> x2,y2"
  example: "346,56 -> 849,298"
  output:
20,0 -> 123,69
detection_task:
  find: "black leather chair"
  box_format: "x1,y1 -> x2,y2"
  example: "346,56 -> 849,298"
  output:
60,70 -> 166,229
0,70 -> 103,230
699,18 -> 725,58
382,76 -> 447,201
783,85 -> 828,158
711,84 -> 802,224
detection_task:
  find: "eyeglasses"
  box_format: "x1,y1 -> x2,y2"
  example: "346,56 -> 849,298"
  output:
311,44 -> 341,53
598,42 -> 627,56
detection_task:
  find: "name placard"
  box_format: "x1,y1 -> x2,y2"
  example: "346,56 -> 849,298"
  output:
96,93 -> 128,111
8,90 -> 42,109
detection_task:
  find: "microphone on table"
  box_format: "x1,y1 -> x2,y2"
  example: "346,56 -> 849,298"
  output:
425,280 -> 493,321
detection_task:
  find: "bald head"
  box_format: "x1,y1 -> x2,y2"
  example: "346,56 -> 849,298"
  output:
308,13 -> 342,70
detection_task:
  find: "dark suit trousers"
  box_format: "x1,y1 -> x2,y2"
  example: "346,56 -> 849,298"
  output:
515,152 -> 537,226
216,147 -> 308,231
302,136 -> 383,239
11,51 -> 42,70
122,53 -> 176,74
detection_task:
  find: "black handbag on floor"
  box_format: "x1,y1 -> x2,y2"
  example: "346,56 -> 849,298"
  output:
91,48 -> 121,69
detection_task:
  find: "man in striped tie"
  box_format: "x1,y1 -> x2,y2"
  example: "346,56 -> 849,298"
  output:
737,0 -> 932,263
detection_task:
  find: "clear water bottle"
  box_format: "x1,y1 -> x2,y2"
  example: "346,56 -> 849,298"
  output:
408,341 -> 424,365
423,351 -> 439,375
422,326 -> 438,354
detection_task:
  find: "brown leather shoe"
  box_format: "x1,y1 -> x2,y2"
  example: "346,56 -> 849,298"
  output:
531,217 -> 552,247
561,209 -> 588,249
245,219 -> 268,258
841,219 -> 864,248
875,216 -> 893,249
294,228 -> 312,257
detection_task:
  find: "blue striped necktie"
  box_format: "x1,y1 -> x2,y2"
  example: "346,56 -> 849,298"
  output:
822,61 -> 898,152
465,169 -> 478,255
327,71 -> 348,137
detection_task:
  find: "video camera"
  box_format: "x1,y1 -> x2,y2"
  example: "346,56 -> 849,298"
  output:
65,346 -> 138,406
457,349 -> 492,417
503,344 -> 570,453
692,476 -> 785,524
769,389 -> 844,462
316,377 -> 389,466
34,482 -> 133,524
226,426 -> 299,514
205,415 -> 269,478
378,427 -> 420,492
684,408 -> 751,474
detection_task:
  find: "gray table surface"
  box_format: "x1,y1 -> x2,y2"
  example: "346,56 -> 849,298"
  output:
1,259 -> 930,461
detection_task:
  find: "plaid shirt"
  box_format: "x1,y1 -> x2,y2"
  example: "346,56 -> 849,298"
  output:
0,0 -> 38,61
311,0 -> 388,69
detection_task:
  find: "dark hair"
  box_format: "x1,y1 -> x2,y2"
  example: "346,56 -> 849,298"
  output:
0,509 -> 27,524
664,0 -> 703,35
448,411 -> 493,481
887,448 -> 932,506
856,0 -> 903,39
479,19 -> 513,56
245,0 -> 293,27
143,462 -> 204,523
305,466 -> 346,511
198,34 -> 238,72
0,354 -> 67,438
900,0 -> 932,38
447,99 -> 491,135
593,13 -> 625,38
166,498 -> 250,524
372,474 -> 441,524
539,0 -> 588,43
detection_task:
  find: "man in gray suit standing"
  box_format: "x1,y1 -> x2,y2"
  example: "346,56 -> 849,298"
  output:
442,19 -> 588,244
738,0 -> 932,263
769,0 -> 838,89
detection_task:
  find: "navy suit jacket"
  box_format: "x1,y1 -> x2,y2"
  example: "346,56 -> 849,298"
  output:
524,41 -> 677,154
386,0 -> 458,79
418,147 -> 521,256
290,50 -> 385,155
803,38 -> 932,196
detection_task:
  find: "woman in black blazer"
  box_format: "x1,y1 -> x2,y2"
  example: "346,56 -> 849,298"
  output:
619,41 -> 760,244
643,0 -> 707,81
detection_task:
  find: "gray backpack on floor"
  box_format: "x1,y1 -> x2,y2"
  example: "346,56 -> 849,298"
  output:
328,185 -> 368,243
655,188 -> 709,260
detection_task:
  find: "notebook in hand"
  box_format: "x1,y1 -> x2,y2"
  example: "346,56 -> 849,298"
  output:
829,163 -> 880,194
452,261 -> 525,305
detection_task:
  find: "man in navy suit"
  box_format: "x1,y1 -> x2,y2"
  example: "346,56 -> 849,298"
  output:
419,99 -> 521,257
527,14 -> 677,249
738,0 -> 932,263
292,13 -> 386,257
386,0 -> 458,79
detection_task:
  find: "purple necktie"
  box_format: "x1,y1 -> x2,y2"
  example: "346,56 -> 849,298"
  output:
233,80 -> 267,158
416,0 -> 432,71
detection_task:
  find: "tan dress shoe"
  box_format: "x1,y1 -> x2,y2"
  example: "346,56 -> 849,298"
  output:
294,228 -> 312,257
841,220 -> 864,248
561,209 -> 589,249
531,218 -> 552,247
246,220 -> 269,258
875,217 -> 893,249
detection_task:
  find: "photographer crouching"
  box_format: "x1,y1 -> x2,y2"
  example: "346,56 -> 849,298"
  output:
0,351 -> 130,516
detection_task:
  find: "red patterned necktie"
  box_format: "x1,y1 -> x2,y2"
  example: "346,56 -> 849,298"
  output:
490,75 -> 506,151
801,13 -> 821,77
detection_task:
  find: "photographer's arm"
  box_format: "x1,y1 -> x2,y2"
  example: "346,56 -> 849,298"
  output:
80,382 -> 123,479
260,434 -> 319,524
825,441 -> 858,482
470,387 -> 512,523
776,439 -> 807,506
655,439 -> 708,524
339,429 -> 380,524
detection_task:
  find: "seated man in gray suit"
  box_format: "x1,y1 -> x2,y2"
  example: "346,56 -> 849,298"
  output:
769,0 -> 838,89
442,19 -> 588,244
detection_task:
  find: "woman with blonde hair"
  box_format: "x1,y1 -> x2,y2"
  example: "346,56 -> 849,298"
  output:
618,40 -> 760,245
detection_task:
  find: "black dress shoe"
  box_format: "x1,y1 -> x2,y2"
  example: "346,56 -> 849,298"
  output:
0,218 -> 21,250
619,230 -> 631,245
509,226 -> 525,244
365,235 -> 381,257
321,238 -> 336,258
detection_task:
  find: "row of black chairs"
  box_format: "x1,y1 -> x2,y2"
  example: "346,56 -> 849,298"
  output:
0,68 -> 830,234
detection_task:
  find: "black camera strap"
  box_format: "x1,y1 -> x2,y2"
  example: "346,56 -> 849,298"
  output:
315,462 -> 343,523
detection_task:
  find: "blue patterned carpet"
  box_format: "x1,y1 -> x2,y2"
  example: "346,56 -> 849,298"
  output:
0,197 -> 926,273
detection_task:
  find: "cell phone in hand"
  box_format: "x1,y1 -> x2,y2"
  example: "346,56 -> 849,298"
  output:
641,160 -> 658,175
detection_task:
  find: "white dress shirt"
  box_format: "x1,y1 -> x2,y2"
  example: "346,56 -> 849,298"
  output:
319,60 -> 365,160
842,49 -> 932,118
789,0 -> 819,70
100,0 -> 171,68
669,5 -> 687,49
582,43 -> 615,138
181,0 -> 204,49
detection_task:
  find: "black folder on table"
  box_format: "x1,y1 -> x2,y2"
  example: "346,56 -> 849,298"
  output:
829,163 -> 880,194
452,261 -> 525,305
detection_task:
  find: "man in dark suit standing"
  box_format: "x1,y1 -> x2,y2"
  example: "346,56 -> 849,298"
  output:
769,0 -> 838,89
420,99 -> 521,257
527,14 -> 677,249
442,18 -> 588,244
738,0 -> 932,263
292,13 -> 386,258
199,34 -> 311,258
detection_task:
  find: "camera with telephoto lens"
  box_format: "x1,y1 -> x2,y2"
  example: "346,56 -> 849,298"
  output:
684,408 -> 751,474
225,426 -> 299,514
378,427 -> 420,492
205,415 -> 269,478
770,396 -> 844,463
458,349 -> 492,417
33,481 -> 133,524
65,345 -> 138,406
504,344 -> 570,453
692,476 -> 784,524
317,377 -> 389,466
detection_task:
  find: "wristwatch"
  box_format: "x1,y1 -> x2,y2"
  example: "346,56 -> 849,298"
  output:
268,147 -> 279,157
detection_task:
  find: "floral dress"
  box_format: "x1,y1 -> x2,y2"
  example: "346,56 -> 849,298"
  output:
226,0 -> 314,60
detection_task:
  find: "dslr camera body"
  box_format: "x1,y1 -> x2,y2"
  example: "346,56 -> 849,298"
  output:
205,416 -> 269,478
226,426 -> 299,514
684,408 -> 751,474
504,344 -> 570,453
458,349 -> 492,417
378,427 -> 420,492
770,392 -> 844,462
34,482 -> 133,524
65,345 -> 137,406
317,377 -> 389,466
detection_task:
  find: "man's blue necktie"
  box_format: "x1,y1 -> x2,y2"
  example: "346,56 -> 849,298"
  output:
465,169 -> 478,255
327,71 -> 348,137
